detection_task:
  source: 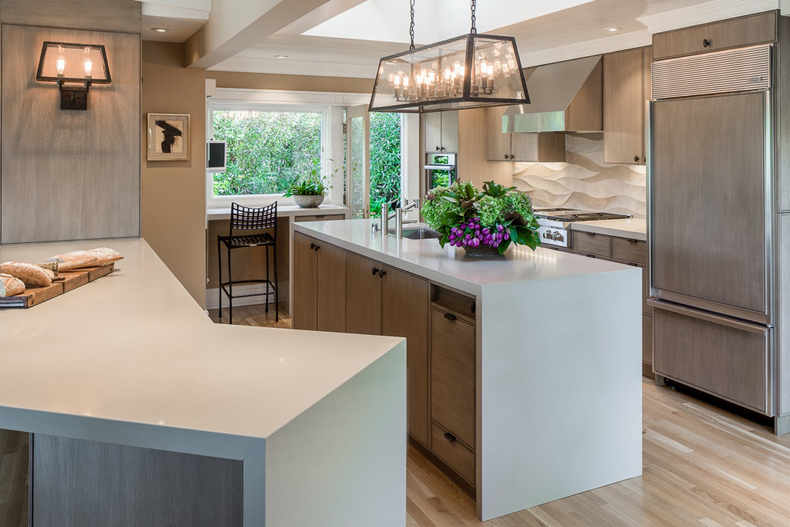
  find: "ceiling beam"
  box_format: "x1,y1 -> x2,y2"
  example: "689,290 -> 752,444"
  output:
184,0 -> 336,69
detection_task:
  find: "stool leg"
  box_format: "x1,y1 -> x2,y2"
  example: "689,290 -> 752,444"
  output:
265,244 -> 270,314
218,238 -> 223,320
273,241 -> 279,322
228,247 -> 233,325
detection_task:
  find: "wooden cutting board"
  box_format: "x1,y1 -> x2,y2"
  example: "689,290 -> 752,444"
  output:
0,263 -> 115,308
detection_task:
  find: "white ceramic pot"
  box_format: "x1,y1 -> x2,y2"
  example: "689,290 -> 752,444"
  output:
294,194 -> 325,208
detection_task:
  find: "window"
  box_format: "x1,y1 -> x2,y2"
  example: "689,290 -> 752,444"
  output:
210,108 -> 324,198
369,112 -> 402,217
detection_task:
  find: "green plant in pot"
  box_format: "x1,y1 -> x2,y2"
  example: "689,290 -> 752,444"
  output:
284,172 -> 329,209
421,181 -> 541,256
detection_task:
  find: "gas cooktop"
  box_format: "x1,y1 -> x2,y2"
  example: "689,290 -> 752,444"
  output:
535,208 -> 630,223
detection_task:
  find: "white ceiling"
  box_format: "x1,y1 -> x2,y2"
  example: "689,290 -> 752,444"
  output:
140,0 -> 784,76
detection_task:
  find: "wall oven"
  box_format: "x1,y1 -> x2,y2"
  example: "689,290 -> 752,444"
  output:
424,153 -> 457,190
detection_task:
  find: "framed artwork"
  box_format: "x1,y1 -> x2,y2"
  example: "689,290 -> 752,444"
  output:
147,113 -> 190,161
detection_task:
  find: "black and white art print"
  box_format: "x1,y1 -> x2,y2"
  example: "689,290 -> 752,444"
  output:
147,113 -> 190,161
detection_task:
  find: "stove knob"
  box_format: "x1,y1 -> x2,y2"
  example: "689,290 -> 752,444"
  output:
555,232 -> 564,242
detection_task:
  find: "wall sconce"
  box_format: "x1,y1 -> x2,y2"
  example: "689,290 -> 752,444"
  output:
36,41 -> 111,111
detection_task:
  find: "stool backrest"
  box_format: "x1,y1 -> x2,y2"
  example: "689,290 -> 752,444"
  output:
230,202 -> 278,235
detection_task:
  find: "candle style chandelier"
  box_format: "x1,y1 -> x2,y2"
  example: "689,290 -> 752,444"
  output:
369,0 -> 530,113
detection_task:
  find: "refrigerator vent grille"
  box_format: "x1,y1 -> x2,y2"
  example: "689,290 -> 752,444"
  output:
652,45 -> 771,99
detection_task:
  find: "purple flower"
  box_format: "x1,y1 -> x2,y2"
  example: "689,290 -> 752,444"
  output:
504,233 -> 510,241
472,238 -> 480,247
497,225 -> 504,232
482,228 -> 490,235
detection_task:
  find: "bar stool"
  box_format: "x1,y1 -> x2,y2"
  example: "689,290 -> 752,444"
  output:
217,202 -> 278,324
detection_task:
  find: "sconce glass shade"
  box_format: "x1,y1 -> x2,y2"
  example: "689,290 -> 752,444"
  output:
369,33 -> 529,113
36,41 -> 110,84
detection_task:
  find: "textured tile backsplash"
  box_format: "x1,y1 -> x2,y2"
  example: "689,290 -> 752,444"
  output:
512,133 -> 647,219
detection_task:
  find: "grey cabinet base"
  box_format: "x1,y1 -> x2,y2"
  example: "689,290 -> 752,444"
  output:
32,434 -> 243,527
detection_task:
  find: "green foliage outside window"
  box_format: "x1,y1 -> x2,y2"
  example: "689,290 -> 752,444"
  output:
211,110 -> 321,196
369,113 -> 402,217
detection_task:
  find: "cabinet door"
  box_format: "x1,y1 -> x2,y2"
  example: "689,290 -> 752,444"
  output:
604,48 -> 647,165
423,113 -> 443,153
315,242 -> 347,332
382,267 -> 430,446
652,11 -> 776,60
441,111 -> 459,153
345,252 -> 382,335
486,106 -> 511,161
292,233 -> 317,330
431,308 -> 475,447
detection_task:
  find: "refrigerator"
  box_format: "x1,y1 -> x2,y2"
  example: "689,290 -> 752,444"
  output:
648,43 -> 790,433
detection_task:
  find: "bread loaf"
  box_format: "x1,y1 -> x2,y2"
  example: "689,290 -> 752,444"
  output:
0,262 -> 52,287
0,273 -> 24,297
45,247 -> 122,271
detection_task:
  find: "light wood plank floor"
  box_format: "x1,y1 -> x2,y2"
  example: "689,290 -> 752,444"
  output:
213,308 -> 790,527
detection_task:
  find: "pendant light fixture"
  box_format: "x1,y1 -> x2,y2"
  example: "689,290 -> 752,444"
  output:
369,0 -> 530,113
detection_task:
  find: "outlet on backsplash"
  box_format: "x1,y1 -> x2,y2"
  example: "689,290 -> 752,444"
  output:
512,133 -> 646,219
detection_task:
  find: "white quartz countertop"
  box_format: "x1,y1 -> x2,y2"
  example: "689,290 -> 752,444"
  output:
207,203 -> 348,221
0,238 -> 401,442
293,219 -> 636,295
571,218 -> 647,241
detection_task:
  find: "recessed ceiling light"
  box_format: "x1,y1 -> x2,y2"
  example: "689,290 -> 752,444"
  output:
151,28 -> 171,33
604,27 -> 622,32
274,55 -> 289,59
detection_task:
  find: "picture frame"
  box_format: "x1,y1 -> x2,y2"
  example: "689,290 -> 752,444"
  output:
147,113 -> 190,161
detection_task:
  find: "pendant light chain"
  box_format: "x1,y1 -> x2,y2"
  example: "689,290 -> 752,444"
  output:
409,0 -> 416,50
470,0 -> 477,34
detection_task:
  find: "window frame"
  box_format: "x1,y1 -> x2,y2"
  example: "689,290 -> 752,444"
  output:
206,101 -> 330,209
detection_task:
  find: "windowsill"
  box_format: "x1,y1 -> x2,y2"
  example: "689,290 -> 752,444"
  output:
206,203 -> 349,221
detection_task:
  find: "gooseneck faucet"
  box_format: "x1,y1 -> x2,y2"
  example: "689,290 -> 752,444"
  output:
396,199 -> 420,239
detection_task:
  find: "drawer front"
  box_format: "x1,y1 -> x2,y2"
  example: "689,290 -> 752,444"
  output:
642,314 -> 653,366
612,237 -> 647,265
430,285 -> 476,322
652,11 -> 776,60
293,214 -> 346,223
573,231 -> 611,258
653,306 -> 770,413
431,308 -> 475,446
431,423 -> 475,484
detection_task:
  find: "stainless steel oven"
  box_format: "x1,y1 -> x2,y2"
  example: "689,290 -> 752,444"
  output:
425,153 -> 457,190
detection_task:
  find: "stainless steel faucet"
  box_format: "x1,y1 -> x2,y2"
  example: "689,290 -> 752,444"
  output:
396,199 -> 420,239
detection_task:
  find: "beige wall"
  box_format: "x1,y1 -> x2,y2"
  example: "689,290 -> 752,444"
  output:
142,41 -> 207,308
207,71 -> 373,93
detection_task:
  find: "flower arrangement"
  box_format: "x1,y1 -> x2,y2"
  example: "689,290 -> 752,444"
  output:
422,181 -> 541,255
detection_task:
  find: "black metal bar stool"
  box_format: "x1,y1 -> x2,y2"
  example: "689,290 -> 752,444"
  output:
217,202 -> 278,324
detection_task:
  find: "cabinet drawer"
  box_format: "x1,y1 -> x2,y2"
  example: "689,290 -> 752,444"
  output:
431,308 -> 475,446
430,285 -> 476,321
652,11 -> 776,60
612,237 -> 647,265
293,214 -> 345,223
431,423 -> 475,484
573,231 -> 611,258
653,305 -> 770,413
642,314 -> 653,366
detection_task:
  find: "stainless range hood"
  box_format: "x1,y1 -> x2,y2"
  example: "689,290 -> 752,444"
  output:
503,55 -> 602,133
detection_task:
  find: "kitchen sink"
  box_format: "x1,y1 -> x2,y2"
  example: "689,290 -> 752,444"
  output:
388,226 -> 442,240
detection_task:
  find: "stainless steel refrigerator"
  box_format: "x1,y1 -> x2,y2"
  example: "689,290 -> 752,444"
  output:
648,43 -> 790,434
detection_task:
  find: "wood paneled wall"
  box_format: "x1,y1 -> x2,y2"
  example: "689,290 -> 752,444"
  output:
1,24 -> 141,243
0,0 -> 141,33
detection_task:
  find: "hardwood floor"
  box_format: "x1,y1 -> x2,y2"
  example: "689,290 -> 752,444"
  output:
0,430 -> 28,527
208,304 -> 292,329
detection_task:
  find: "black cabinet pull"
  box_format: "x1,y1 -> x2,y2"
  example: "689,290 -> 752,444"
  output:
444,432 -> 457,443
586,253 -> 596,259
314,245 -> 320,251
436,146 -> 441,151
627,239 -> 639,244
634,155 -> 640,162
627,262 -> 638,267
379,268 -> 386,278
703,38 -> 711,48
310,242 -> 315,250
471,301 -> 476,314
586,232 -> 595,236
372,267 -> 379,275
444,312 -> 457,321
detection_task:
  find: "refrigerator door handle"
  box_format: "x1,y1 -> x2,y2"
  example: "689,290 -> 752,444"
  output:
648,299 -> 769,335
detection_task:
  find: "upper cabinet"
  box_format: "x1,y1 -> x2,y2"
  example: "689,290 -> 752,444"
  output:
652,11 -> 777,60
603,47 -> 652,165
485,106 -> 565,163
423,111 -> 459,153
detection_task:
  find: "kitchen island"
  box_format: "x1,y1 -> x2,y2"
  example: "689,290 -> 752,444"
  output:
292,219 -> 643,521
0,238 -> 406,527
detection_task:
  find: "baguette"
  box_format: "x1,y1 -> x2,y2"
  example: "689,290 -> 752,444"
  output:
45,247 -> 122,271
0,273 -> 25,297
0,262 -> 52,287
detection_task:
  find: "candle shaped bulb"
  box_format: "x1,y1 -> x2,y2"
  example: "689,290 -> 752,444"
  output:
480,61 -> 488,75
56,46 -> 66,76
486,64 -> 494,76
403,76 -> 410,88
444,68 -> 451,80
394,74 -> 401,86
83,48 -> 92,77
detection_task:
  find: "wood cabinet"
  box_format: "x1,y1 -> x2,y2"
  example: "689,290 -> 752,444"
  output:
603,47 -> 651,165
485,106 -> 565,162
573,231 -> 612,258
652,11 -> 777,60
292,233 -> 347,332
423,111 -> 459,153
345,252 -> 383,335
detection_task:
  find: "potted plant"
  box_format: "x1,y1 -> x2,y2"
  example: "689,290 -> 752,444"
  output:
421,181 -> 541,256
284,175 -> 327,208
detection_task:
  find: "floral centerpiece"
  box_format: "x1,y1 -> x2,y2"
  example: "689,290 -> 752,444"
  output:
422,181 -> 540,256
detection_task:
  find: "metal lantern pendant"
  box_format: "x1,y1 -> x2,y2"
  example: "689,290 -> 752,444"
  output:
370,0 -> 530,113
